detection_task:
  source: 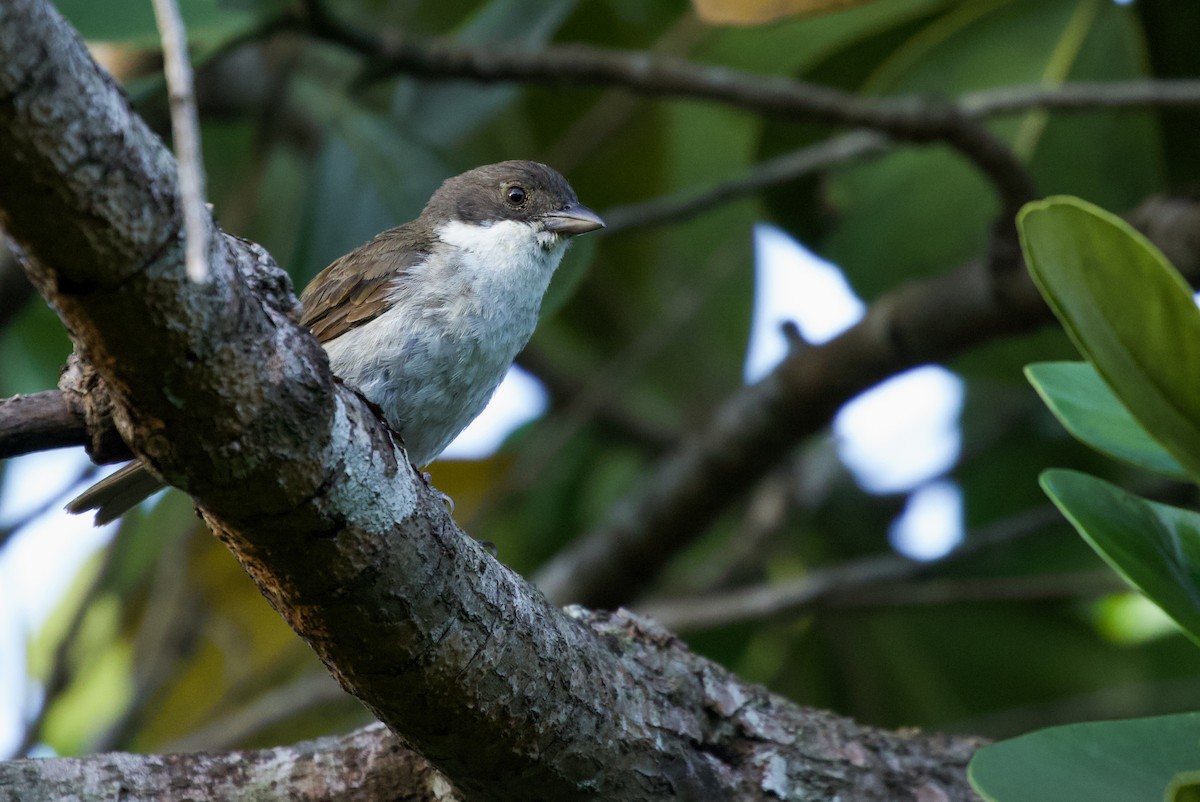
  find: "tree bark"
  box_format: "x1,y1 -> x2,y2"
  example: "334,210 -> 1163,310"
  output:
0,1 -> 988,799
0,724 -> 461,802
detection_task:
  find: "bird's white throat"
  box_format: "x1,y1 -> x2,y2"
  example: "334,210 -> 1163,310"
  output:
322,218 -> 568,467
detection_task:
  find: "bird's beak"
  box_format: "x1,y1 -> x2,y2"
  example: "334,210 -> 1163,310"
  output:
543,203 -> 605,236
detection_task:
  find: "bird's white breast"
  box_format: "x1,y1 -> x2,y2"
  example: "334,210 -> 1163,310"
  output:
321,219 -> 567,466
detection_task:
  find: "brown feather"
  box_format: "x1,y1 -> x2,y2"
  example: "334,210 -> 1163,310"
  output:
300,223 -> 435,344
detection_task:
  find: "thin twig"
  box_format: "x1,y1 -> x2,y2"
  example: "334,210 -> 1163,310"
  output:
292,3 -> 1037,219
635,505 -> 1065,632
603,131 -> 889,233
544,13 -> 712,173
822,570 -> 1125,609
152,0 -> 210,282
963,79 -> 1200,118
280,5 -> 1200,231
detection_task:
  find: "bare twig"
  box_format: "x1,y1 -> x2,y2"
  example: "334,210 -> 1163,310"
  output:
292,3 -> 1037,219
603,131 -> 889,233
964,79 -> 1200,118
151,0 -> 209,282
533,254 -> 1034,606
544,12 -> 711,173
636,505 -> 1064,632
822,570 -> 1125,609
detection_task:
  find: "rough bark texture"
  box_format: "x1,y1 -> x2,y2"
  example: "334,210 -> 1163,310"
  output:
0,1 -> 986,800
0,724 -> 462,802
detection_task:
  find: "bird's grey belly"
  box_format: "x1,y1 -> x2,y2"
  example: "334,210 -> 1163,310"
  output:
322,307 -> 535,467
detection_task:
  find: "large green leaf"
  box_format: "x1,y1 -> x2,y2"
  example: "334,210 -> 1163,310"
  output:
1025,361 -> 1189,481
1041,469 -> 1200,646
1020,196 -> 1200,483
970,712 -> 1200,801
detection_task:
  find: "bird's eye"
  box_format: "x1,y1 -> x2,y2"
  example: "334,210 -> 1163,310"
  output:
505,185 -> 527,207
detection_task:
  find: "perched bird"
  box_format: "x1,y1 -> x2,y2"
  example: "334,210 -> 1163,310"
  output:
68,160 -> 604,524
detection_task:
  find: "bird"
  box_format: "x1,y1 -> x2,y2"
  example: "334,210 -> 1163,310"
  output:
68,160 -> 605,525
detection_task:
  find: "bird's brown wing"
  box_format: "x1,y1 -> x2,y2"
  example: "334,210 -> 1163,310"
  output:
300,224 -> 433,345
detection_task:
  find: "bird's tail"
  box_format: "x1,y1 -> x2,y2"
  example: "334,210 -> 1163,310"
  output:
66,461 -> 164,526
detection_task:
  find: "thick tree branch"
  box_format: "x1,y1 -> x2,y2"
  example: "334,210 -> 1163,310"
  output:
535,194 -> 1200,607
0,2 -> 986,799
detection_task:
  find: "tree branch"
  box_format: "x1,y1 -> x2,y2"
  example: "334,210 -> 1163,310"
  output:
294,2 -> 1037,219
603,131 -> 889,233
0,1 -> 987,798
0,723 -> 461,802
636,505 -> 1065,632
962,78 -> 1200,117
0,392 -> 86,459
151,0 -> 209,283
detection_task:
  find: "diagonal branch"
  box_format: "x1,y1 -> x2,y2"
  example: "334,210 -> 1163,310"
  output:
603,131 -> 889,233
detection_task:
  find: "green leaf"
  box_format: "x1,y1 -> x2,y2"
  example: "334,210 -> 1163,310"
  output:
1025,361 -> 1189,480
1020,196 -> 1200,483
1040,469 -> 1200,646
969,712 -> 1200,801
